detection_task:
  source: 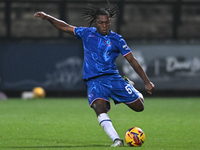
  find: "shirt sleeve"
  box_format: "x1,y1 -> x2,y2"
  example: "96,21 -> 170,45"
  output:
118,38 -> 132,57
74,27 -> 86,39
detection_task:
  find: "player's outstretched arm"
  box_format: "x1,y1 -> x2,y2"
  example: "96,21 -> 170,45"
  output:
125,52 -> 155,94
34,11 -> 75,36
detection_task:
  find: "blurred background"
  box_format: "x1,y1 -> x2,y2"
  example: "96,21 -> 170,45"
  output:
0,0 -> 200,98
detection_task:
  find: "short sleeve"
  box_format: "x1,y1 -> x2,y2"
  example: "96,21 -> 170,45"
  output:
74,27 -> 87,39
118,38 -> 132,57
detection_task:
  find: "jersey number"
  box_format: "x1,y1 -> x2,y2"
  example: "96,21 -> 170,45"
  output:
125,84 -> 133,94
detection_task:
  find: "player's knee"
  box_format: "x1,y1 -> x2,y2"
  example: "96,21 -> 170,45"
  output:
135,104 -> 144,112
127,97 -> 144,112
91,99 -> 108,116
136,98 -> 144,112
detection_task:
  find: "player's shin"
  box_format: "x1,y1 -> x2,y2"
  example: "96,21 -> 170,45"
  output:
97,113 -> 120,141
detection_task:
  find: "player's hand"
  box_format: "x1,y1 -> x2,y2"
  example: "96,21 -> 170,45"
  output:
145,82 -> 154,94
34,11 -> 49,20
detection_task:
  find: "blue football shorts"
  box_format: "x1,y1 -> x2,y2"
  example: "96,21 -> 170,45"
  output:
86,74 -> 142,112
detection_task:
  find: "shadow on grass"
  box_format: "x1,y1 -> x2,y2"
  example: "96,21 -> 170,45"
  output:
3,145 -> 109,148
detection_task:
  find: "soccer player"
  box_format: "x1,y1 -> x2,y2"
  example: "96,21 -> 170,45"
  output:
34,4 -> 154,147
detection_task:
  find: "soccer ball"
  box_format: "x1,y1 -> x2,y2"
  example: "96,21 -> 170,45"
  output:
33,87 -> 46,98
125,127 -> 145,147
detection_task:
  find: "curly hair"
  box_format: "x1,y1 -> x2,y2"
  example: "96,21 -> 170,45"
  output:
82,2 -> 119,27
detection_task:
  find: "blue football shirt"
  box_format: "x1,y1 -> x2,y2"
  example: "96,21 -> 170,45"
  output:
74,27 -> 131,80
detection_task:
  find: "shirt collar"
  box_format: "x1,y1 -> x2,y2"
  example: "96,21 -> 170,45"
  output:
91,27 -> 113,38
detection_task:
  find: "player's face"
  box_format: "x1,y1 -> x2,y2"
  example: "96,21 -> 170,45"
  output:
95,15 -> 111,36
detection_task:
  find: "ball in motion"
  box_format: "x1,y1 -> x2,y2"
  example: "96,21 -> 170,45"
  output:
33,87 -> 46,98
125,127 -> 145,147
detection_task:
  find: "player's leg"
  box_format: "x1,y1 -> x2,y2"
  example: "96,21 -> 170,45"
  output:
91,99 -> 124,147
111,74 -> 145,112
126,97 -> 144,112
91,99 -> 107,116
87,76 -> 124,147
123,83 -> 144,112
124,77 -> 145,112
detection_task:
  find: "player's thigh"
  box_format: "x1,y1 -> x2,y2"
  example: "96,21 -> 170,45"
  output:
110,75 -> 144,112
86,78 -> 111,114
110,76 -> 140,104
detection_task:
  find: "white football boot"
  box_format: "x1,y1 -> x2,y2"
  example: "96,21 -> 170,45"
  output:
111,139 -> 124,147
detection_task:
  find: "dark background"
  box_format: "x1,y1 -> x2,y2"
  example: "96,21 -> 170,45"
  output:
0,0 -> 200,97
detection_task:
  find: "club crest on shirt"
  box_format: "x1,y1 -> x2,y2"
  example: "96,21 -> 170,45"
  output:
105,39 -> 112,46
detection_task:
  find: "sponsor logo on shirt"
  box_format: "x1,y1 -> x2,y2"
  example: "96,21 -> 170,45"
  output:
89,34 -> 95,37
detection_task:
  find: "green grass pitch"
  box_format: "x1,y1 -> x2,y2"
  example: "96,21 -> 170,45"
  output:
0,97 -> 199,150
